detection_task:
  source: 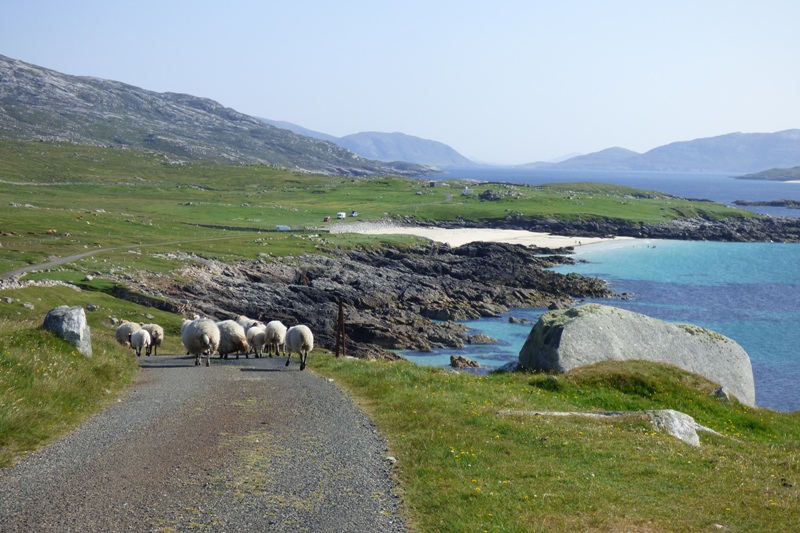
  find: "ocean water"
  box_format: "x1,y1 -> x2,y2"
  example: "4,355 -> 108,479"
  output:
401,169 -> 800,412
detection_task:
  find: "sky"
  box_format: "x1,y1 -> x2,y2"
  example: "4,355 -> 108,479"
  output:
3,1 -> 800,165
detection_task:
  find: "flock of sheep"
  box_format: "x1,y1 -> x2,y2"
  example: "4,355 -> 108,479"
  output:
114,315 -> 314,370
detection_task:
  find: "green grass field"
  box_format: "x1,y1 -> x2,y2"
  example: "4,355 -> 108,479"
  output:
0,139 -> 753,275
1,139 -> 792,531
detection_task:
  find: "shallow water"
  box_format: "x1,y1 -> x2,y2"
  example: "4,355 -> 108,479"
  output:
401,239 -> 800,412
402,170 -> 800,411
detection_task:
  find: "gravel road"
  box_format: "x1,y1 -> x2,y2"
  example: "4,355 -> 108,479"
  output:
0,353 -> 406,532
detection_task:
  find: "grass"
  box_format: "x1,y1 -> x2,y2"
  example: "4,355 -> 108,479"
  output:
312,356 -> 800,532
0,285 -> 137,467
0,139 -> 754,275
0,139 -> 789,530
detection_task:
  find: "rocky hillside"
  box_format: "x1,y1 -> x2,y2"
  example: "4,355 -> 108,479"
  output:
0,55 -> 430,176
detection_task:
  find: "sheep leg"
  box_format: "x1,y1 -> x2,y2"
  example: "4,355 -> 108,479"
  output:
300,350 -> 307,371
285,353 -> 291,367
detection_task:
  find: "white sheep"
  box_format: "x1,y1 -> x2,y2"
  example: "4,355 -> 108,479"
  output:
115,321 -> 141,347
181,318 -> 220,367
141,323 -> 164,356
235,314 -> 262,331
285,324 -> 314,371
246,323 -> 267,358
264,320 -> 287,357
128,329 -> 151,357
216,320 -> 250,359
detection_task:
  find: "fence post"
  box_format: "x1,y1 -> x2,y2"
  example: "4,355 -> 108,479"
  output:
335,297 -> 346,358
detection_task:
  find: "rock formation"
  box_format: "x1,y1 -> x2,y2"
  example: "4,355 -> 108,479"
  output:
129,242 -> 610,359
518,304 -> 755,406
43,305 -> 92,357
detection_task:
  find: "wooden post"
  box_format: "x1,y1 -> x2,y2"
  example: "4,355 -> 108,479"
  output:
336,298 -> 346,358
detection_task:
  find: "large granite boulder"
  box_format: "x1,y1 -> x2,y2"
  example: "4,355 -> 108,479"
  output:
43,305 -> 92,357
519,304 -> 755,406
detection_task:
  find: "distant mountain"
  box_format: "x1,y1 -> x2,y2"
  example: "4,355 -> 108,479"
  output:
524,147 -> 639,170
260,119 -> 475,168
260,119 -> 339,144
0,55 -> 429,176
527,130 -> 800,173
335,132 -> 475,168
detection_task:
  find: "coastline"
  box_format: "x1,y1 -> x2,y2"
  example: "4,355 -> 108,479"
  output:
332,221 -> 630,248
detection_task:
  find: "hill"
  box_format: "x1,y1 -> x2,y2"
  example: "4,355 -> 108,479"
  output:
336,131 -> 475,168
261,118 -> 475,168
0,55 -> 429,177
736,166 -> 800,181
528,147 -> 639,170
528,130 -> 800,173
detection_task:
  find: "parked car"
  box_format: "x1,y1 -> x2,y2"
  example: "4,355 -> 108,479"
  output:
350,210 -> 359,217
337,212 -> 346,219
324,216 -> 331,222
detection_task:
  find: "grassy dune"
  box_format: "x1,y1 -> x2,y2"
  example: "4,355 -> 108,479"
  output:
1,140 -> 794,531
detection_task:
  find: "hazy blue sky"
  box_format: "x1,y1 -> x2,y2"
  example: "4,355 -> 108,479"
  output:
3,1 -> 800,164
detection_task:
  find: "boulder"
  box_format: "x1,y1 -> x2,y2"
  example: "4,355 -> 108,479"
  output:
466,333 -> 497,345
450,355 -> 480,369
519,304 -> 755,406
43,305 -> 93,357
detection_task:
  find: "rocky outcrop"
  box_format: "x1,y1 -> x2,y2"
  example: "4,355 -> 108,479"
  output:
131,242 -> 610,360
518,304 -> 755,406
450,355 -> 480,369
43,305 -> 92,357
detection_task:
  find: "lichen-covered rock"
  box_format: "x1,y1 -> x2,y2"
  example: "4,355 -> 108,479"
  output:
519,303 -> 755,406
43,305 -> 92,357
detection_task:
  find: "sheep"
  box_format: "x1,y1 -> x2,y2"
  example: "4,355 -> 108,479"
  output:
181,318 -> 220,367
235,314 -> 261,331
128,329 -> 151,357
216,320 -> 250,359
285,324 -> 313,371
246,323 -> 267,358
115,321 -> 141,347
141,323 -> 164,356
264,320 -> 287,357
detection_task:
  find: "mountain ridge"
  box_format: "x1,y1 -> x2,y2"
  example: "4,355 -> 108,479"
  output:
528,130 -> 800,173
0,54 -> 430,177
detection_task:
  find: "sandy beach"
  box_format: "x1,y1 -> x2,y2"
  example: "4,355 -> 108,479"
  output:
332,221 -> 627,248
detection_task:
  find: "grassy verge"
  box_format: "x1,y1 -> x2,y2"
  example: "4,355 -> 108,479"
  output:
312,355 -> 800,532
0,284 -> 187,468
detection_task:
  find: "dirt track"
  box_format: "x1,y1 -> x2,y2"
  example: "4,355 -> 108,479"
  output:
0,353 -> 405,532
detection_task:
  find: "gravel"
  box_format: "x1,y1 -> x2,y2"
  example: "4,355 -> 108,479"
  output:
0,353 -> 406,532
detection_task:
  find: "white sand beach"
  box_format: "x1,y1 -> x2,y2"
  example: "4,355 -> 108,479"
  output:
331,222 -> 628,248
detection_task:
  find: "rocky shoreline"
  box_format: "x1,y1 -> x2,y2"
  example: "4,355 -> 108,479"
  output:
128,241 -> 609,359
121,214 -> 800,361
419,214 -> 800,242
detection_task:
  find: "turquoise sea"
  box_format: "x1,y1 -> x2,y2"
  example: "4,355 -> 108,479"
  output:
402,169 -> 800,412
